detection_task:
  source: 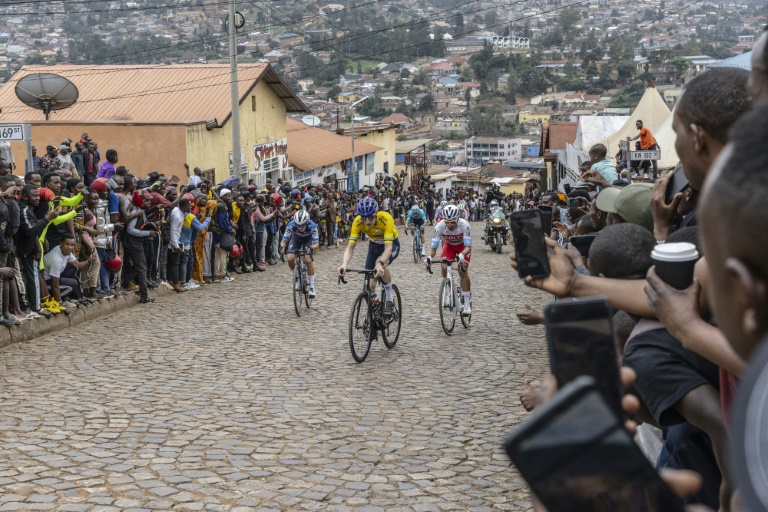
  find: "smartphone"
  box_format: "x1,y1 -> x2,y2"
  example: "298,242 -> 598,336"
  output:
568,234 -> 597,257
510,210 -> 550,278
544,298 -> 623,413
538,205 -> 553,236
665,166 -> 689,204
504,376 -> 684,512
563,183 -> 572,195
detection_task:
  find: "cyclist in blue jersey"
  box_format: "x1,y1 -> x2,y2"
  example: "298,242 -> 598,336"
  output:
279,210 -> 320,298
406,204 -> 427,257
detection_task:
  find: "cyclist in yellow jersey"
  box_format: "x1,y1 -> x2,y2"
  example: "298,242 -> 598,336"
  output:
339,197 -> 400,316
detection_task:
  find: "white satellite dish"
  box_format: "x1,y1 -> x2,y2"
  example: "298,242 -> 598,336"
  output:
301,115 -> 321,127
15,73 -> 79,120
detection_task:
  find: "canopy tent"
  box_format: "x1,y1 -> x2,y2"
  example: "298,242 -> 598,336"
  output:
595,86 -> 672,159
653,106 -> 680,169
574,115 -> 629,151
708,51 -> 752,71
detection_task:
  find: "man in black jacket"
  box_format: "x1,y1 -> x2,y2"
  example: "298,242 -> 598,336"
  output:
16,185 -> 58,315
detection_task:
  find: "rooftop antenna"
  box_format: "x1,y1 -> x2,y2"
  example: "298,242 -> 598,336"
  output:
15,73 -> 79,120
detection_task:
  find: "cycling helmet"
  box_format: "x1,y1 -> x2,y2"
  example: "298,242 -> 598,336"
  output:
410,204 -> 419,212
490,200 -> 499,207
440,200 -> 448,207
294,210 -> 310,226
356,196 -> 378,217
443,204 -> 460,222
458,201 -> 466,210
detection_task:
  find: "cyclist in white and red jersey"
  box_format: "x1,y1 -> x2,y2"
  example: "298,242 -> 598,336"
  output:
426,204 -> 472,315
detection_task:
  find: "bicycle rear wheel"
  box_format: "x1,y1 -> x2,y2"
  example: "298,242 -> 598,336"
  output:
439,278 -> 455,335
460,286 -> 471,328
382,284 -> 402,349
292,265 -> 303,317
349,293 -> 373,362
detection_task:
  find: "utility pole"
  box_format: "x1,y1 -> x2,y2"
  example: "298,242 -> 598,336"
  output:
228,0 -> 241,180
351,112 -> 356,191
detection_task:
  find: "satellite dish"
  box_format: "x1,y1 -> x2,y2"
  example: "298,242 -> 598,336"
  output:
15,73 -> 79,120
301,115 -> 321,127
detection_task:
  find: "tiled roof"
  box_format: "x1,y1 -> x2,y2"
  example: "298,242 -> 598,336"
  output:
286,118 -> 383,171
0,64 -> 309,124
545,122 -> 578,150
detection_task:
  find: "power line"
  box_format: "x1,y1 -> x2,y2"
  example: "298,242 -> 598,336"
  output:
0,0 -> 711,114
0,0 -> 230,16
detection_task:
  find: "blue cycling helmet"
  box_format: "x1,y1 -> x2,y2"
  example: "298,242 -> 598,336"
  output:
410,204 -> 419,212
356,197 -> 379,217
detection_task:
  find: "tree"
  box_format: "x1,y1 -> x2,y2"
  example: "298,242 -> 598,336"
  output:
453,13 -> 465,36
295,52 -> 319,79
484,11 -> 498,28
411,69 -> 430,86
466,104 -> 505,136
557,8 -> 582,44
393,79 -> 405,96
400,68 -> 410,79
327,85 -> 342,101
616,60 -> 637,85
669,57 -> 690,79
417,93 -> 435,112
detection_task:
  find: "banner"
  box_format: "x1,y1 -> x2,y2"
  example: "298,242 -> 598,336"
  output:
254,138 -> 288,173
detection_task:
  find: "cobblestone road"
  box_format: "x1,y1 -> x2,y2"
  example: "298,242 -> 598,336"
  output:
0,222 -> 552,512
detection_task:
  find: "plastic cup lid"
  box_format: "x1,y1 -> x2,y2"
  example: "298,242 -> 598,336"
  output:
651,242 -> 699,262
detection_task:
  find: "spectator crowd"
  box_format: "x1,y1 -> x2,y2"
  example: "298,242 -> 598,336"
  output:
506,36 -> 768,512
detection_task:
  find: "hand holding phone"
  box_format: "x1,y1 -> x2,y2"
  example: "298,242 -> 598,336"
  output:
504,376 -> 684,512
510,210 -> 550,279
544,298 -> 623,413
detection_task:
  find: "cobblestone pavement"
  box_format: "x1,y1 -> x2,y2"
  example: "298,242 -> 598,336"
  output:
0,222 -> 552,512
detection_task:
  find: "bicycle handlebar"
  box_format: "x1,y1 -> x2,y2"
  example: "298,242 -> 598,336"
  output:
425,257 -> 465,274
337,268 -> 378,285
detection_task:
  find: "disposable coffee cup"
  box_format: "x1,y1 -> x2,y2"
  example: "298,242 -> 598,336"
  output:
652,242 -> 699,290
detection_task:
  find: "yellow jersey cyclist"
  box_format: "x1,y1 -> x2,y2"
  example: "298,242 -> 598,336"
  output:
338,196 -> 400,317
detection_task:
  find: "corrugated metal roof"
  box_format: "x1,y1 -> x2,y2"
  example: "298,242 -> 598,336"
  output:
286,118 -> 382,172
546,122 -> 579,151
0,64 -> 309,124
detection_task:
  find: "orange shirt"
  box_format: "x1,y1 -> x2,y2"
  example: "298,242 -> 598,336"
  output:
639,127 -> 656,149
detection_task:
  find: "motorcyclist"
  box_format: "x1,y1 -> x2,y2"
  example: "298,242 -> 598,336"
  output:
483,199 -> 508,245
484,183 -> 504,205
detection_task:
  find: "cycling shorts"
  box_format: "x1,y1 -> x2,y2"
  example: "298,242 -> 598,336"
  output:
441,242 -> 471,265
287,237 -> 314,254
365,239 -> 400,270
410,218 -> 425,229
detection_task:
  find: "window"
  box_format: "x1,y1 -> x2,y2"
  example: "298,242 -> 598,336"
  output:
251,95 -> 256,112
262,157 -> 279,173
202,168 -> 216,185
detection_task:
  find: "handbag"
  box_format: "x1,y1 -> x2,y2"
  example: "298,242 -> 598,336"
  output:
220,232 -> 236,251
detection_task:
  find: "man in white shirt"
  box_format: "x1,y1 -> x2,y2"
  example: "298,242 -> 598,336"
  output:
44,234 -> 95,307
58,145 -> 75,174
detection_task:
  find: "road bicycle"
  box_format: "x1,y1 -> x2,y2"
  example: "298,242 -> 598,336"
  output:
339,268 -> 402,363
291,247 -> 314,317
427,257 -> 471,335
407,224 -> 424,263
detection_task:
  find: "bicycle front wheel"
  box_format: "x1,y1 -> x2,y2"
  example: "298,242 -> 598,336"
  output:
349,293 -> 373,362
439,278 -> 456,335
413,235 -> 420,262
292,265 -> 303,317
382,284 -> 402,349
303,271 -> 313,309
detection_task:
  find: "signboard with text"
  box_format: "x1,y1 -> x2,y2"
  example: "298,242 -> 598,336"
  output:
630,150 -> 660,161
0,124 -> 26,141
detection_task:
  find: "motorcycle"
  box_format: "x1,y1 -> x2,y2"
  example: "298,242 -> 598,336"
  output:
483,207 -> 509,254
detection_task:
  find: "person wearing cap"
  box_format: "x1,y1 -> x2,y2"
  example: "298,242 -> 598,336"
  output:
58,145 -> 75,175
594,182 -> 655,233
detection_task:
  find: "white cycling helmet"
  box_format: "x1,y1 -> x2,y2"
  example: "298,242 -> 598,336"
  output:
440,200 -> 448,207
294,210 -> 310,226
443,204 -> 460,222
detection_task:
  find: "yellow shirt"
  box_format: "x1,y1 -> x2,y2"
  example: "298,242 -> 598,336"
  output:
349,211 -> 398,245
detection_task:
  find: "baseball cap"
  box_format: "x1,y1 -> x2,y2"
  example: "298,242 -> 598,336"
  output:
59,144 -> 69,151
596,183 -> 654,232
594,187 -> 621,214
